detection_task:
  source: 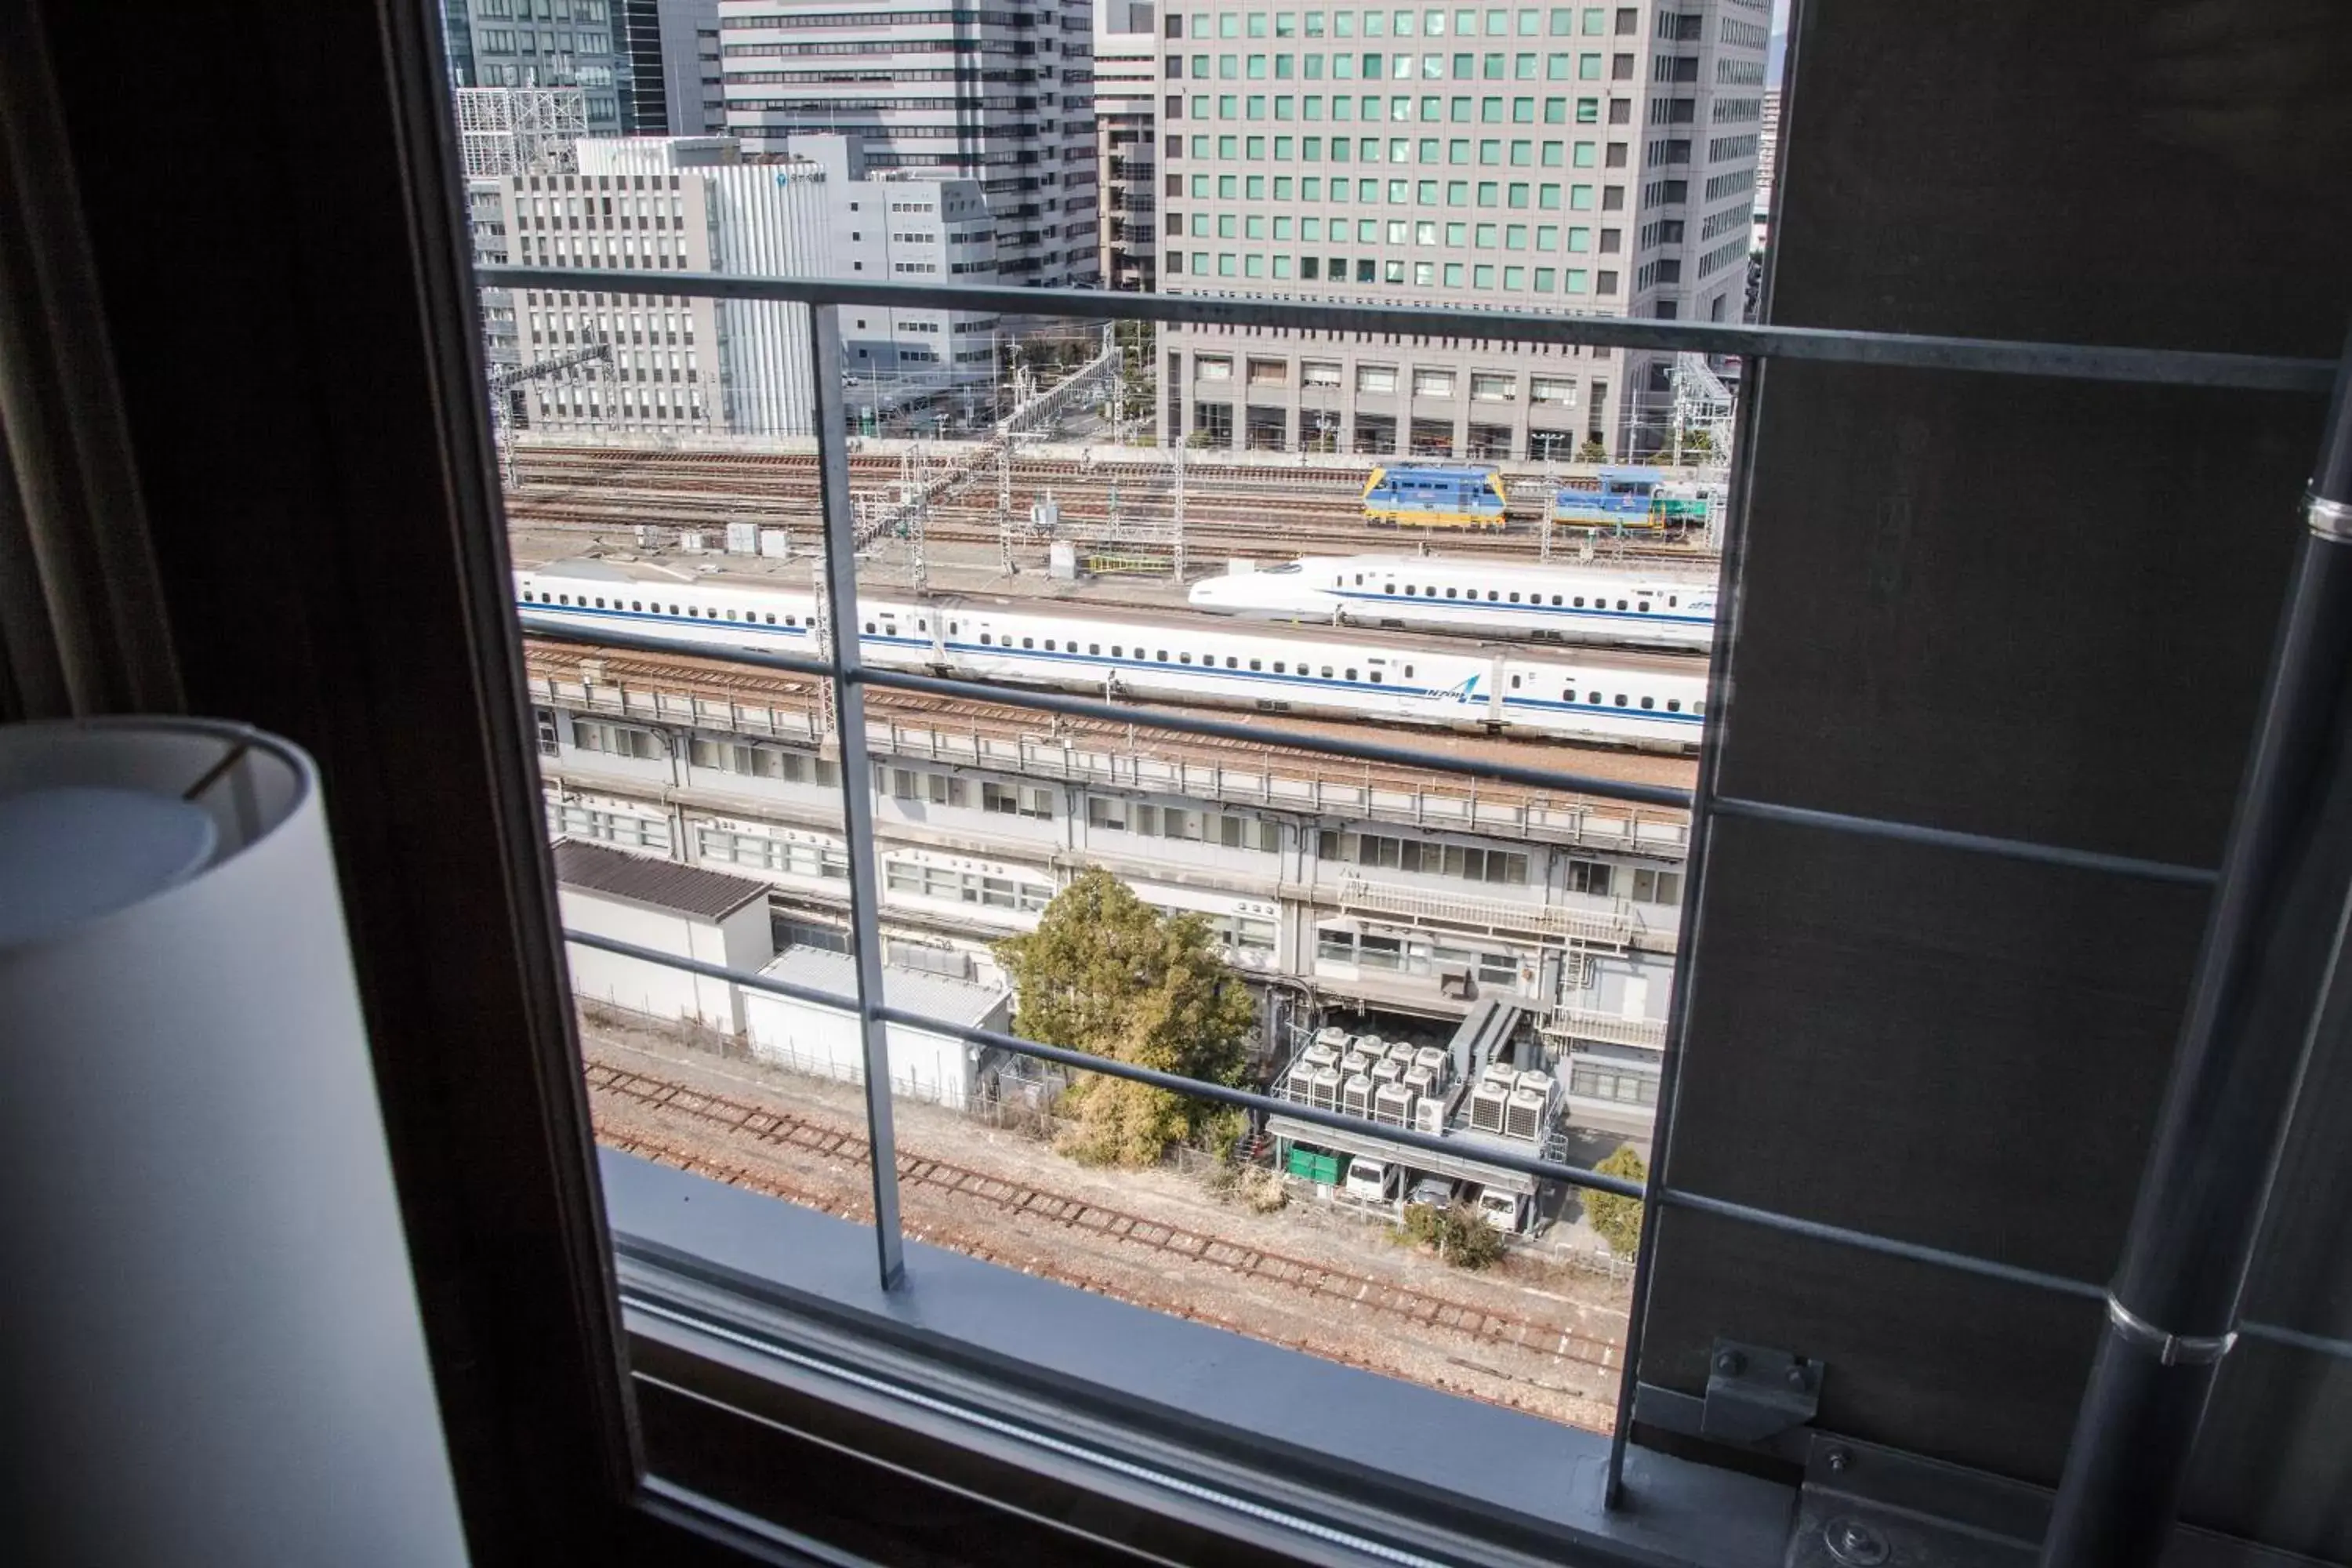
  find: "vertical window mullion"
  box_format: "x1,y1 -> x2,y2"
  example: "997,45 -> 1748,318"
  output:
807,302 -> 907,1290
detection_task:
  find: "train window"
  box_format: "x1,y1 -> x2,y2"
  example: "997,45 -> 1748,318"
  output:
1370,672 -> 1382,683
1091,643 -> 1102,655
1385,583 -> 1396,593
765,613 -> 776,624
1354,574 -> 1365,586
687,606 -> 699,617
667,604 -> 679,615
725,610 -> 737,621
1250,659 -> 1262,670
980,633 -> 993,644
1181,653 -> 1193,664
786,616 -> 799,627
1552,594 -> 1563,605
1112,644 -> 1123,657
1617,599 -> 1628,610
1563,688 -> 1576,701
1667,596 -> 1678,607
1345,668 -> 1357,681
557,594 -> 570,605
1509,674 -> 1521,688
1615,693 -> 1628,705
1022,637 -> 1034,648
1667,699 -> 1681,712
918,620 -> 927,633
1157,650 -> 1169,662
1320,666 -> 1333,678
1508,592 -> 1521,603
864,622 -> 874,633
1227,656 -> 1240,669
1274,661 -> 1287,673
1403,664 -> 1414,677
1044,639 -> 1057,651
1444,588 -> 1457,598
1573,596 -> 1585,607
1487,590 -> 1500,601
1640,696 -> 1654,709
1638,601 -> 1650,612
1695,701 -> 1707,715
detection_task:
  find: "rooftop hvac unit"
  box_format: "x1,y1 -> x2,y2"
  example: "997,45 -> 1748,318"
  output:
1356,1035 -> 1385,1057
1303,1044 -> 1340,1072
1403,1063 -> 1438,1100
1341,1073 -> 1376,1117
1373,1083 -> 1415,1127
1516,1070 -> 1553,1100
1505,1087 -> 1548,1141
1370,1058 -> 1404,1087
1313,1026 -> 1351,1052
1414,1095 -> 1448,1134
1341,1050 -> 1373,1077
1468,1079 -> 1511,1134
1283,1062 -> 1320,1105
1310,1066 -> 1343,1110
1414,1045 -> 1452,1086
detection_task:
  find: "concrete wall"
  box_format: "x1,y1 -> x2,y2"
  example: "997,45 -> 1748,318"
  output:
743,986 -> 1011,1111
557,887 -> 771,1032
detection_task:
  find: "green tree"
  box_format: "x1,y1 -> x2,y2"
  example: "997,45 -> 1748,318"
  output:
1575,437 -> 1610,463
1583,1143 -> 1648,1255
1399,1201 -> 1506,1270
994,868 -> 1255,1167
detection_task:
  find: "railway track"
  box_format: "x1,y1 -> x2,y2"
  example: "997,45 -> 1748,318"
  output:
586,1057 -> 1624,1398
501,444 -> 1722,567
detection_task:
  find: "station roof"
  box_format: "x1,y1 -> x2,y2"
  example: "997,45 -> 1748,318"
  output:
757,944 -> 1010,1031
554,839 -> 768,920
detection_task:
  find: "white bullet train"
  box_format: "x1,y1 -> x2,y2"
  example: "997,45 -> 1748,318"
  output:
516,561 -> 1708,750
1186,554 -> 1717,652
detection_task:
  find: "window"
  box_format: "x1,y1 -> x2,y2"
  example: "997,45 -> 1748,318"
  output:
1471,371 -> 1515,400
1411,368 -> 1454,397
1356,362 -> 1399,394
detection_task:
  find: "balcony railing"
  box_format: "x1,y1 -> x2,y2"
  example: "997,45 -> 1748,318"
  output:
478,258 -> 2335,1515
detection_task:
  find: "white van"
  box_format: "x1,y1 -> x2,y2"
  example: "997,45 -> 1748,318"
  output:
1344,1155 -> 1403,1206
1475,1185 -> 1529,1234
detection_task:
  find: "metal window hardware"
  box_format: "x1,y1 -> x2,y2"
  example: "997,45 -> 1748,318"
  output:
1698,1337 -> 1822,1447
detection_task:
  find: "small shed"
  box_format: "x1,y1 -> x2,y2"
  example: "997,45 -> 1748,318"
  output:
743,946 -> 1012,1111
554,839 -> 772,1033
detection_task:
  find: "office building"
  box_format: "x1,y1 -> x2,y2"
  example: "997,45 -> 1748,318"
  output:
615,0 -> 725,134
716,0 -> 1101,287
1154,0 -> 1766,459
1096,2 -> 1161,290
500,134 -> 998,436
443,0 -> 625,132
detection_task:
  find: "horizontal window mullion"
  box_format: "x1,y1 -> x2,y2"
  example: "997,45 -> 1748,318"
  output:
476,264 -> 2336,392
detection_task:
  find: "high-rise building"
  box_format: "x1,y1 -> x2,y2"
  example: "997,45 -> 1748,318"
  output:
1153,0 -> 1766,460
1096,3 -> 1160,291
615,0 -> 725,135
715,0 -> 1101,288
499,135 -> 999,437
445,0 -> 626,132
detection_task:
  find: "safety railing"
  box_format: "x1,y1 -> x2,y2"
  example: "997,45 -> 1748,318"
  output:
482,261 -> 2344,1516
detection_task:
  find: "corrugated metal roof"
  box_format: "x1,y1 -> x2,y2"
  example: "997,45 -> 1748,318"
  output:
553,839 -> 768,920
757,944 -> 1009,1031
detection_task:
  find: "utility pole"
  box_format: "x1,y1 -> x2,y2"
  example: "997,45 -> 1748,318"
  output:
808,558 -> 837,737
1171,434 -> 1187,581
487,332 -> 612,488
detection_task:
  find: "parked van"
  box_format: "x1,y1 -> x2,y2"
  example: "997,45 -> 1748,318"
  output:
1344,1155 -> 1402,1206
1476,1185 -> 1530,1234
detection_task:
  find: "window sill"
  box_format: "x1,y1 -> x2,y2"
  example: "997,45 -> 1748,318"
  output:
605,1150 -> 1792,1568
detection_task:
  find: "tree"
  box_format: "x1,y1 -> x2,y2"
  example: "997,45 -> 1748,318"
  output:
994,868 -> 1255,1167
1575,436 -> 1609,463
1399,1201 -> 1506,1270
1583,1143 -> 1648,1256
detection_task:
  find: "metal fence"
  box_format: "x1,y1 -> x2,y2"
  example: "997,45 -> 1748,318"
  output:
488,260 -> 2343,1507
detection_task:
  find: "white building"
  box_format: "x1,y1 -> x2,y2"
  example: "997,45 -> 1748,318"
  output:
500,133 -> 998,437
743,946 -> 1014,1112
554,838 -> 773,1032
717,0 -> 1100,289
1151,0 -> 1768,460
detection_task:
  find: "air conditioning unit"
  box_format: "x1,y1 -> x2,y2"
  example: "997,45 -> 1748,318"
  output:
1413,1095 -> 1448,1134
1283,1062 -> 1320,1105
1505,1087 -> 1548,1141
1414,1045 -> 1451,1087
1403,1064 -> 1438,1100
1303,1044 -> 1340,1073
1310,1066 -> 1343,1110
1356,1034 -> 1385,1057
1374,1083 -> 1415,1127
1313,1026 -> 1351,1053
1385,1040 -> 1418,1065
1342,1073 -> 1376,1117
1370,1058 -> 1405,1088
1516,1070 -> 1554,1102
1341,1050 -> 1374,1078
1468,1079 -> 1511,1134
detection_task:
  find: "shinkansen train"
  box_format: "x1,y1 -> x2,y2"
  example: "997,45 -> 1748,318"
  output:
1187,554 -> 1716,652
1362,464 -> 1510,530
515,562 -> 1707,750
